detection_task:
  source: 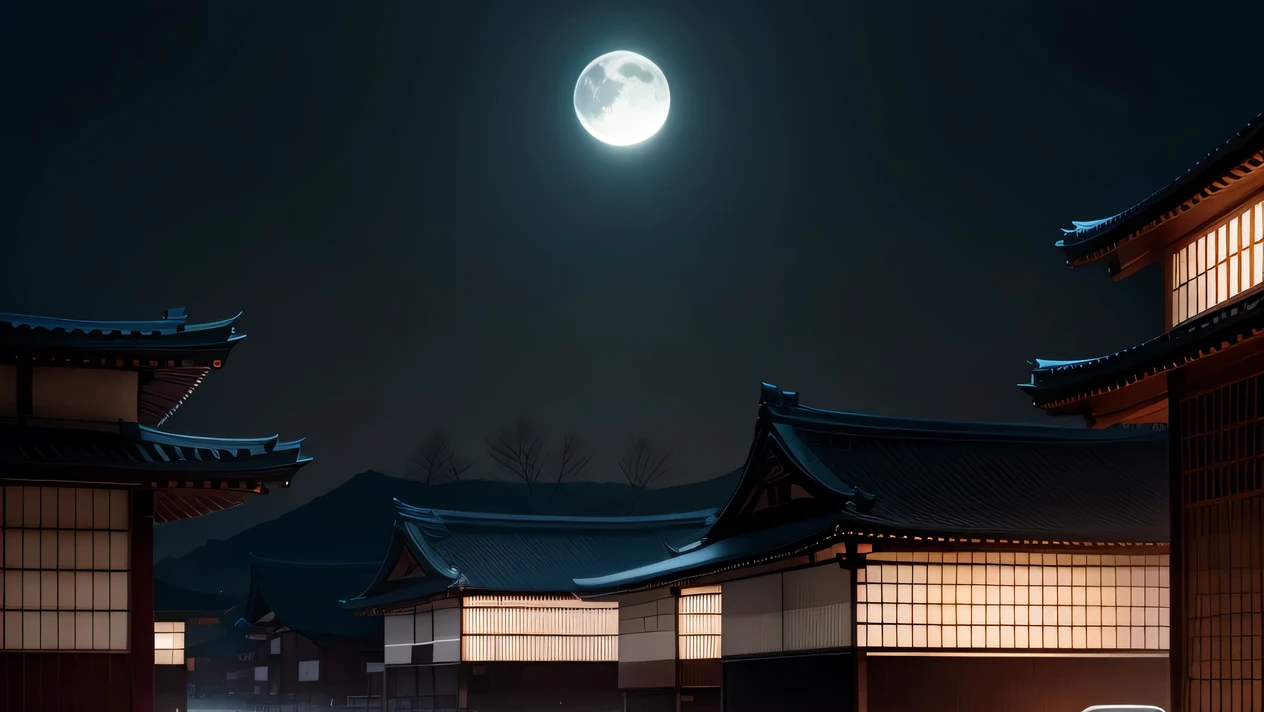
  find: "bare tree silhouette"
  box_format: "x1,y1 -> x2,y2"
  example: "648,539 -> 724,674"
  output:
410,430 -> 472,484
617,436 -> 671,490
486,420 -> 549,490
555,435 -> 593,485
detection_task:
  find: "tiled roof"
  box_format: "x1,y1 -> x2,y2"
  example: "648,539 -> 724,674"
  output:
354,386 -> 1168,598
0,421 -> 309,477
758,388 -> 1168,542
1023,290 -> 1264,410
1056,110 -> 1264,267
346,504 -> 716,607
245,558 -> 383,645
0,422 -> 310,522
0,307 -> 243,364
0,307 -> 246,425
582,385 -> 1168,591
574,513 -> 842,590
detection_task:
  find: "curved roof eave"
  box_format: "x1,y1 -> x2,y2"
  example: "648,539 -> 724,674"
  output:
1055,110 -> 1264,266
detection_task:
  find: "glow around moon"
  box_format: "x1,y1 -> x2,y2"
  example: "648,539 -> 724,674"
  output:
573,51 -> 670,147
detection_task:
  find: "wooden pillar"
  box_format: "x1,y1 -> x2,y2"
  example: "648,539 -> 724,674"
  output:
1167,371 -> 1185,712
458,662 -> 470,711
855,652 -> 867,712
131,490 -> 155,712
850,549 -> 866,712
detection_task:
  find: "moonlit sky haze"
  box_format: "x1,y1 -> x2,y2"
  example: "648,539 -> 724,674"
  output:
3,1 -> 1264,560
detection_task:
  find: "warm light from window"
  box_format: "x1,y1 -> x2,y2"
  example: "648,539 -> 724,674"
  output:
1,487 -> 131,652
678,586 -> 721,659
857,552 -> 1169,652
155,621 -> 185,665
461,596 -> 617,662
1170,199 -> 1264,327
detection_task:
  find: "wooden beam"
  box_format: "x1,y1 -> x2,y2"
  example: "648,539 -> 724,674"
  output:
130,490 -> 156,712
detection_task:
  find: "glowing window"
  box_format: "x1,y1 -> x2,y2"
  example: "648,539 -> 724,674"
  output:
678,585 -> 721,659
1,486 -> 130,652
460,595 -> 617,662
856,551 -> 1169,652
155,621 -> 185,665
1170,199 -> 1264,327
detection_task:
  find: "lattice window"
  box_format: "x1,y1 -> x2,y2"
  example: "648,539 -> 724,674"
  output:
857,551 -> 1169,651
678,585 -> 721,659
1180,375 -> 1264,711
155,621 -> 185,665
1,486 -> 130,651
1180,374 -> 1264,504
1171,198 -> 1264,328
460,596 -> 617,662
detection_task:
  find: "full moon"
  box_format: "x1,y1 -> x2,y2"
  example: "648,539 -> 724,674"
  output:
573,51 -> 670,147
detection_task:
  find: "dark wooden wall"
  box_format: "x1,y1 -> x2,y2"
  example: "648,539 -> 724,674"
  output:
867,655 -> 1169,712
0,652 -> 132,712
722,652 -> 855,712
466,662 -> 622,712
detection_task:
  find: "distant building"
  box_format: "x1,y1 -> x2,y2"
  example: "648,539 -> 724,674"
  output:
182,608 -> 264,700
153,578 -> 235,711
1025,111 -> 1264,712
0,308 -> 309,712
350,383 -> 1170,712
242,558 -> 384,710
346,505 -> 716,711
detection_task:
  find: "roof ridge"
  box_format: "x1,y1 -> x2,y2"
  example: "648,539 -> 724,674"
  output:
392,499 -> 718,529
765,402 -> 1160,443
0,309 -> 242,336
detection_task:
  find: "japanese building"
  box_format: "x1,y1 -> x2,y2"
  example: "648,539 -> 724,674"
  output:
0,308 -> 310,712
1024,111 -> 1264,712
242,557 -> 384,710
346,505 -> 716,711
351,383 -> 1170,712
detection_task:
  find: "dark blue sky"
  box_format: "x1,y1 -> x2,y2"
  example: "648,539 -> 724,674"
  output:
4,1 -> 1263,558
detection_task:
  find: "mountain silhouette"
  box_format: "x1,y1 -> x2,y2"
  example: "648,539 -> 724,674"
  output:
155,469 -> 741,597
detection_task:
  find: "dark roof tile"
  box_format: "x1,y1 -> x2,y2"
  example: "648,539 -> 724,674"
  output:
763,398 -> 1168,542
347,505 -> 717,606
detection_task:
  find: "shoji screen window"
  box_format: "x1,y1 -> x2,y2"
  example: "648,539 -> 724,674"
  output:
678,586 -> 721,659
1,486 -> 130,651
154,621 -> 185,665
856,551 -> 1169,652
461,596 -> 618,662
1171,198 -> 1264,327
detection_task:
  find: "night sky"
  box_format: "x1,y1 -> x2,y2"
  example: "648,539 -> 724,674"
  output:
5,1 -> 1264,560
